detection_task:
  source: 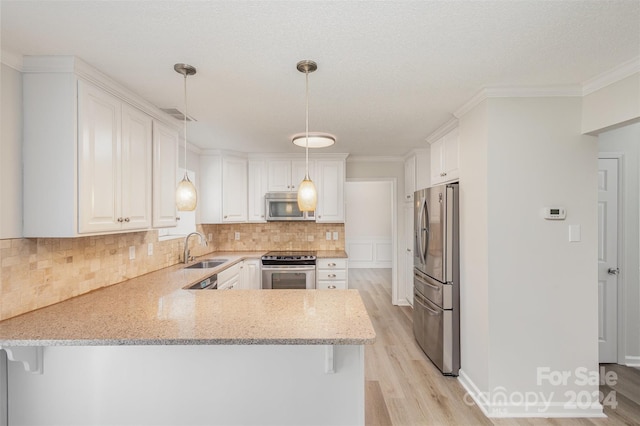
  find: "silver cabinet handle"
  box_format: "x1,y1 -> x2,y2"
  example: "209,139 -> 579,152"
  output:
328,285 -> 336,289
328,263 -> 336,267
407,248 -> 411,252
224,215 -> 228,219
328,274 -> 336,278
176,216 -> 181,221
608,267 -> 620,275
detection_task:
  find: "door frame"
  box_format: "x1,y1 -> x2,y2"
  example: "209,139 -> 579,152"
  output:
344,177 -> 398,303
598,153 -> 625,364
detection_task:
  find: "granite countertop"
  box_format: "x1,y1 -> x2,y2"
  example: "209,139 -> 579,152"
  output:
315,250 -> 349,258
0,251 -> 374,347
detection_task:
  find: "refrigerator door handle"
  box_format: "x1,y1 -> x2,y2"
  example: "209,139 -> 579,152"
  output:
421,199 -> 429,264
415,271 -> 441,291
414,291 -> 441,316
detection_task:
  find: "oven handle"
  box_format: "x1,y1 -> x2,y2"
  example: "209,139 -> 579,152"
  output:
261,265 -> 316,271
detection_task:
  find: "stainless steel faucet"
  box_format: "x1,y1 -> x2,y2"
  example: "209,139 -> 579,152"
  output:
183,232 -> 208,263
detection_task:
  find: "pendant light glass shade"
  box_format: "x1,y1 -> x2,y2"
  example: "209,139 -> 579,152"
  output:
174,63 -> 197,211
296,60 -> 319,212
176,173 -> 197,211
297,177 -> 317,211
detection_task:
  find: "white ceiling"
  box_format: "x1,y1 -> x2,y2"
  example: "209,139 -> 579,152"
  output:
2,1 -> 639,157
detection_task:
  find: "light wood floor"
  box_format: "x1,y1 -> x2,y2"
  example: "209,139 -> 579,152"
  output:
349,268 -> 640,426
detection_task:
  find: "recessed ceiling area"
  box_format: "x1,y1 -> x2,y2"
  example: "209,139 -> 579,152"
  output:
2,1 -> 639,157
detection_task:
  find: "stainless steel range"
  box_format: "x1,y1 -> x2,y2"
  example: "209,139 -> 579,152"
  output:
261,251 -> 316,289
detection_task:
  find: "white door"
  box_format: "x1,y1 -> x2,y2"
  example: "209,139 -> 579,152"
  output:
597,158 -> 618,363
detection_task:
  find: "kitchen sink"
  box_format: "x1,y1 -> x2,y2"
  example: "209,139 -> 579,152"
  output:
185,259 -> 227,269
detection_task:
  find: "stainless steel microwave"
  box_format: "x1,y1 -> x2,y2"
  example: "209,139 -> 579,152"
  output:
265,192 -> 315,221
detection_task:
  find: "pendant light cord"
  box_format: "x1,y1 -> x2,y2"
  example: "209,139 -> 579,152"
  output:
305,69 -> 310,179
183,73 -> 189,180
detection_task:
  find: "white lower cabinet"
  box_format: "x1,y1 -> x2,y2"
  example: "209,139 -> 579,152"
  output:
316,258 -> 348,290
218,262 -> 242,290
240,258 -> 262,289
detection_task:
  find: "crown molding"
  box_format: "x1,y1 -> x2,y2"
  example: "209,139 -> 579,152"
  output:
1,49 -> 23,71
346,155 -> 403,163
403,147 -> 429,160
582,57 -> 640,96
426,117 -> 459,144
453,85 -> 582,119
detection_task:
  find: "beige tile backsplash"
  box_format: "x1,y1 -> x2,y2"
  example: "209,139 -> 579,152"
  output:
0,223 -> 344,320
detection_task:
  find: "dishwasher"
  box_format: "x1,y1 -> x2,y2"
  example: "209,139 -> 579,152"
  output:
184,273 -> 217,290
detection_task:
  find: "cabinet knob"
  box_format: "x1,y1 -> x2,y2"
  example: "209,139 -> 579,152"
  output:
124,217 -> 130,222
261,215 -> 264,218
176,216 -> 181,221
443,172 -> 447,176
328,263 -> 336,267
328,285 -> 337,289
117,217 -> 123,223
406,195 -> 411,199
328,274 -> 337,278
224,215 -> 228,219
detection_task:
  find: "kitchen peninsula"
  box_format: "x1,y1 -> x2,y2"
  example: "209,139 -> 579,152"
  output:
0,252 -> 374,426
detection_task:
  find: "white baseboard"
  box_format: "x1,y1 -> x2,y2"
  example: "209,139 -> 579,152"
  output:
457,369 -> 605,418
624,355 -> 640,367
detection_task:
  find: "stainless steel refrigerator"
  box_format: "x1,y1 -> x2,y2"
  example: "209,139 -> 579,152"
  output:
413,183 -> 460,376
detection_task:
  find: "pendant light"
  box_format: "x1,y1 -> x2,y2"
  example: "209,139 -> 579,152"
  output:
296,60 -> 320,212
174,63 -> 198,211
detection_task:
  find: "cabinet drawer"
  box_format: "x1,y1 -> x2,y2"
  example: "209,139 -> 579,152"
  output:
317,280 -> 347,290
317,269 -> 347,281
317,258 -> 347,269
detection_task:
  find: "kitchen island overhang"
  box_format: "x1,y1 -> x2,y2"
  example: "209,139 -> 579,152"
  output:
0,254 -> 375,426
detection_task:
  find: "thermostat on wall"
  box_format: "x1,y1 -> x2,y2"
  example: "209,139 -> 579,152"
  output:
543,207 -> 566,220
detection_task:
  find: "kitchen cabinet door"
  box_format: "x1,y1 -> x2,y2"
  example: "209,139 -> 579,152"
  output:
248,160 -> 267,222
315,160 -> 344,223
152,122 -> 179,228
404,203 -> 414,306
267,160 -> 292,191
267,159 -> 314,192
222,157 -> 248,222
241,259 -> 261,289
121,104 -> 153,230
77,81 -> 122,233
430,127 -> 459,185
404,156 -> 416,201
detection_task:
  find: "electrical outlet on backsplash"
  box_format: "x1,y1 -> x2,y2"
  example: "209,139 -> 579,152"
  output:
201,223 -> 345,252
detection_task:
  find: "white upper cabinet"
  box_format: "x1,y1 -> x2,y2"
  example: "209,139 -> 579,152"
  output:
152,122 -> 179,228
248,159 -> 268,222
315,160 -> 345,223
431,127 -> 459,185
267,159 -> 312,192
404,149 -> 429,201
22,56 -> 179,237
199,154 -> 248,224
222,157 -> 248,222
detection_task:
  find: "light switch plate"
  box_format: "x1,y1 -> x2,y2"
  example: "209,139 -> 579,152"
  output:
569,224 -> 581,242
208,233 -> 213,242
129,246 -> 136,260
234,232 -> 240,241
332,232 -> 339,240
147,243 -> 153,256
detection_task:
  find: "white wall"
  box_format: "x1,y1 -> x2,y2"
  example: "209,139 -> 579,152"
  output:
345,181 -> 392,268
0,63 -> 23,238
458,99 -> 490,395
598,122 -> 640,365
459,97 -> 601,417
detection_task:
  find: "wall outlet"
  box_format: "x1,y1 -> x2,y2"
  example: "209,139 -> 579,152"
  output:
147,243 -> 153,256
234,231 -> 240,241
129,246 -> 135,260
326,232 -> 332,240
308,235 -> 314,242
208,233 -> 213,242
332,231 -> 339,240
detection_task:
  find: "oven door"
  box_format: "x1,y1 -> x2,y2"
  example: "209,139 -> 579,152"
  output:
261,265 -> 316,289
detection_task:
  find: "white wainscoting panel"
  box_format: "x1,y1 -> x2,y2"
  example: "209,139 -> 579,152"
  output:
347,237 -> 392,268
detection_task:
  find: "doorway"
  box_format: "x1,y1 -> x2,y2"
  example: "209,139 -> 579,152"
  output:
344,179 -> 397,300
